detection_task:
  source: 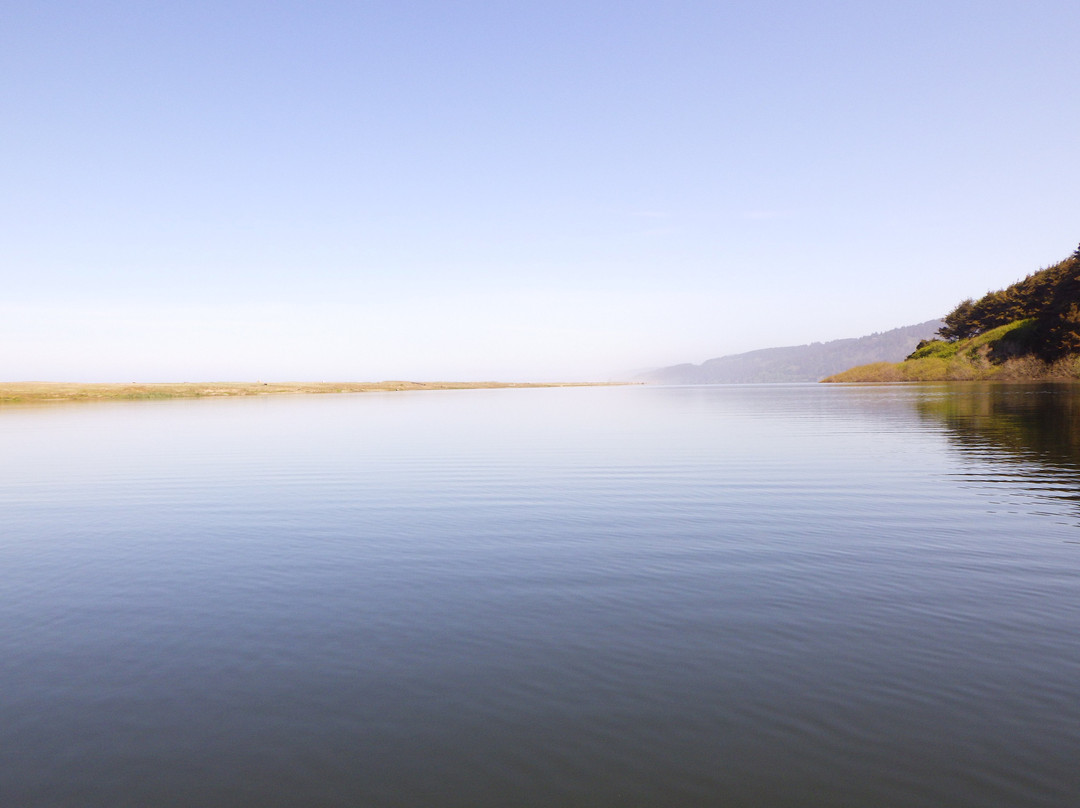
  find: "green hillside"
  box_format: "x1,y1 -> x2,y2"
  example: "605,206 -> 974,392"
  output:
825,245 -> 1080,382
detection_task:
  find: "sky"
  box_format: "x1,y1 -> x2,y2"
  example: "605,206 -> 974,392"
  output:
3,0 -> 1080,382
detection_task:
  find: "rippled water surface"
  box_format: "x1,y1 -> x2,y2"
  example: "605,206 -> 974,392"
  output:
2,383 -> 1079,807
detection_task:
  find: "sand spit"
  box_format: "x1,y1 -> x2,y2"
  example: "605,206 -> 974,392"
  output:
0,381 -> 628,403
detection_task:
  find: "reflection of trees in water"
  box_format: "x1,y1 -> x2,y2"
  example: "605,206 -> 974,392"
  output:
913,383 -> 1080,521
914,382 -> 1080,471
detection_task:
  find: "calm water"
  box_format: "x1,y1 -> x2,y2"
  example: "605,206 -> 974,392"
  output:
2,383 -> 1079,807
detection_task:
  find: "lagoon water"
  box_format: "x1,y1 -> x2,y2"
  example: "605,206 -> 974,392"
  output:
2,383 -> 1079,807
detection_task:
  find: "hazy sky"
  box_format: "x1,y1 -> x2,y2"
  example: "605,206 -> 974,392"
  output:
4,1 -> 1079,381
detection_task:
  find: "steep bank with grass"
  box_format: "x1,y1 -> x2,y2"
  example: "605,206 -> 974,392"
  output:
824,245 -> 1080,382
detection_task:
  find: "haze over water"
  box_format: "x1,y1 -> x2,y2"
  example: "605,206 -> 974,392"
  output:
3,383 -> 1079,807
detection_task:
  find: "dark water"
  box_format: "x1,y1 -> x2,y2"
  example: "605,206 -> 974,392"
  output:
2,383 -> 1079,807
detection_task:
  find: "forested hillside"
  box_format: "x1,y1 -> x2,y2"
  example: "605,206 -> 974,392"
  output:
935,244 -> 1080,356
825,245 -> 1080,382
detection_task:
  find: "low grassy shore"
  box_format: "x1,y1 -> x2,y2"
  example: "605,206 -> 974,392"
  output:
0,380 -> 625,403
822,359 -> 1080,383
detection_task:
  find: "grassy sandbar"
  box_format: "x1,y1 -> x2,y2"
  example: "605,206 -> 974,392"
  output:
0,380 -> 624,403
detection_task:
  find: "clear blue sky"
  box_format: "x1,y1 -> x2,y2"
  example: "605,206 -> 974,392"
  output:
4,1 -> 1079,381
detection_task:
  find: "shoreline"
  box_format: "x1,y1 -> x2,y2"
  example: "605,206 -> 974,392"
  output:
0,380 -> 631,403
821,356 -> 1080,383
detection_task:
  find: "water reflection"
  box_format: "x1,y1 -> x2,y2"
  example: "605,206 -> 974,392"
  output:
3,385 -> 1080,807
910,382 -> 1080,522
914,383 -> 1080,468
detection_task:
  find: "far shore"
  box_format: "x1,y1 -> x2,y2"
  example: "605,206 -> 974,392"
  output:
0,380 -> 631,403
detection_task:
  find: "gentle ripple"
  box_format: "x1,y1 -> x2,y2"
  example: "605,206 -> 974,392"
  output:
1,384 -> 1079,807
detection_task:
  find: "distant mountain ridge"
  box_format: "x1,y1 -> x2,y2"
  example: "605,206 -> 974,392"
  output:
644,320 -> 943,384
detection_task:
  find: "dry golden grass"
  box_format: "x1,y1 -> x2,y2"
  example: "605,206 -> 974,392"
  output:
0,380 -> 628,403
822,353 -> 1080,383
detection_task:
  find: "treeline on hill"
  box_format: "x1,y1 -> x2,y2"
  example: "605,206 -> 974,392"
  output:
933,244 -> 1080,357
824,244 -> 1080,381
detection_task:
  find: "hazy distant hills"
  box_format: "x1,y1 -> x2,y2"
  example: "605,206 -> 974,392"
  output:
644,320 -> 944,384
